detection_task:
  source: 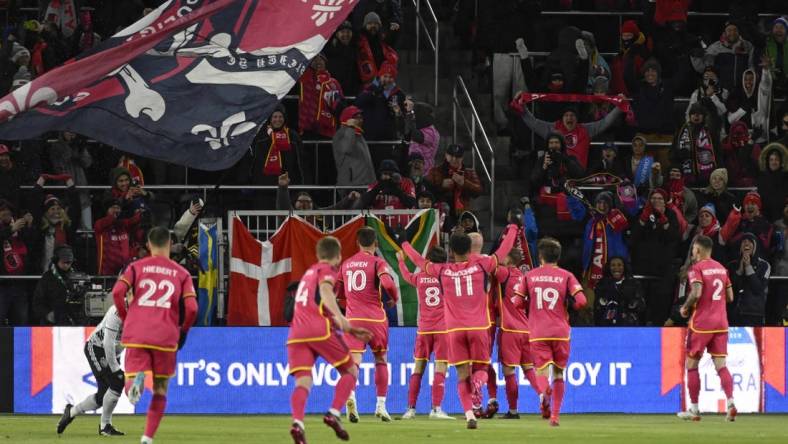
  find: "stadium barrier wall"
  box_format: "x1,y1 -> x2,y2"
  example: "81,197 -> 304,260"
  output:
0,328 -> 12,413
11,327 -> 787,415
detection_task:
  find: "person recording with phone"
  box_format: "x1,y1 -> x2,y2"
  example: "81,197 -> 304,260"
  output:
356,159 -> 416,229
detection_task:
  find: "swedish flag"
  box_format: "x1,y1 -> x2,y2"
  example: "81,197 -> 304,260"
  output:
197,221 -> 219,326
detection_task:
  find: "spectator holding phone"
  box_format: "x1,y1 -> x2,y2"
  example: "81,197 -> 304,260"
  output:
426,144 -> 482,232
93,198 -> 142,276
104,167 -> 153,219
356,159 -> 416,229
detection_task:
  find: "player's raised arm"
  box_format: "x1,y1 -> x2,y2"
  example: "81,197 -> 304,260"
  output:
492,224 -> 519,263
402,241 -> 428,271
396,251 -> 416,286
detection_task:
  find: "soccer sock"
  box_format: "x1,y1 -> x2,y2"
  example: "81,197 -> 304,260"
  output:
457,377 -> 473,412
407,371 -> 423,408
71,393 -> 99,417
537,374 -> 549,396
331,373 -> 357,412
143,394 -> 166,439
487,364 -> 498,400
524,367 -> 541,395
687,368 -> 700,405
431,372 -> 446,408
100,389 -> 121,427
290,386 -> 309,423
504,373 -> 518,413
551,379 -> 565,418
374,363 -> 389,397
717,367 -> 734,400
472,367 -> 489,390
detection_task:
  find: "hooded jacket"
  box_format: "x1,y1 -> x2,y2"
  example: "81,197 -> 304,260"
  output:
722,120 -> 761,187
545,26 -> 589,94
704,34 -> 755,92
756,142 -> 788,223
727,67 -> 772,140
631,59 -> 675,134
726,233 -> 770,321
332,107 -> 376,187
593,257 -> 646,326
404,103 -> 439,171
611,31 -> 650,96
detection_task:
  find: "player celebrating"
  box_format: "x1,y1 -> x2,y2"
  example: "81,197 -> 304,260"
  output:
57,304 -> 126,436
496,249 -> 542,418
111,226 -> 199,444
398,246 -> 454,420
286,236 -> 371,444
402,224 -> 517,429
677,235 -> 736,422
520,238 -> 586,427
337,227 -> 400,422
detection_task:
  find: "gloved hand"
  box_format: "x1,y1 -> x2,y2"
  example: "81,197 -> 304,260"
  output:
656,210 -> 669,225
639,204 -> 653,224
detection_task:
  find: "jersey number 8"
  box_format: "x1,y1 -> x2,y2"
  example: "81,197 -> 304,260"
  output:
424,287 -> 441,307
138,279 -> 175,309
535,287 -> 559,310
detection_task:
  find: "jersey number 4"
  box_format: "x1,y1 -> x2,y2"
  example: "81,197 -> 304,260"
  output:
138,279 -> 175,309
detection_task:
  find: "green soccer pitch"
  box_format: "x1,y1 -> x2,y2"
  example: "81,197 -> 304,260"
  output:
1,414 -> 786,443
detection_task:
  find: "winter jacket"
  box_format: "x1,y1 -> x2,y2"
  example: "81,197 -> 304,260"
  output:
703,37 -> 755,91
756,143 -> 788,223
568,200 -> 630,276
727,68 -> 772,141
631,79 -> 675,135
773,219 -> 788,277
94,212 -> 142,276
593,259 -> 646,326
545,26 -> 589,94
332,125 -> 375,187
48,138 -> 92,200
32,263 -> 74,325
324,38 -> 361,95
425,162 -> 482,217
727,234 -> 770,322
630,206 -> 681,276
697,189 -> 738,225
355,80 -> 406,140
0,164 -> 25,211
762,35 -> 788,91
0,221 -> 35,276
404,103 -> 439,171
610,32 -> 650,96
29,184 -> 80,273
246,126 -> 303,186
720,208 -> 775,257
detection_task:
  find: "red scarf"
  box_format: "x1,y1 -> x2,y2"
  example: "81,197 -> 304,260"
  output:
537,187 -> 571,221
448,165 -> 465,213
298,69 -> 340,137
586,217 -> 608,289
667,178 -> 685,209
516,226 -> 535,270
263,127 -> 291,176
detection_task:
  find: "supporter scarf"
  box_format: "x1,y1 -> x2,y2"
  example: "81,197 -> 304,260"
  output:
586,217 -> 608,289
633,155 -> 653,188
516,226 -> 535,270
537,186 -> 571,221
299,69 -> 340,137
262,127 -> 291,176
512,92 -> 632,113
698,216 -> 720,238
676,124 -> 717,181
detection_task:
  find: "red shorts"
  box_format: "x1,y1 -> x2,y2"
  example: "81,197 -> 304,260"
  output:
686,330 -> 728,359
287,333 -> 353,375
498,330 -> 533,367
124,347 -> 177,379
345,320 -> 388,354
447,329 -> 490,366
531,340 -> 570,370
414,333 -> 448,362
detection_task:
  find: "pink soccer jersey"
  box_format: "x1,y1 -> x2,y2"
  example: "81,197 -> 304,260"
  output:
402,266 -> 445,333
687,258 -> 732,333
119,256 -> 196,351
425,255 -> 498,331
496,266 -> 528,333
338,251 -> 393,323
521,265 -> 585,341
287,263 -> 338,343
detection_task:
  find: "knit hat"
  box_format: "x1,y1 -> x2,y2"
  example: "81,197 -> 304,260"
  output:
699,203 -> 716,217
641,58 -> 662,77
53,245 -> 74,263
363,12 -> 382,27
339,105 -> 362,123
743,191 -> 762,210
378,61 -> 398,79
688,103 -> 706,116
379,159 -> 399,174
43,194 -> 61,211
729,120 -> 750,143
10,43 -> 30,64
337,20 -> 353,32
773,16 -> 788,32
594,191 -> 614,206
621,20 -> 640,36
709,168 -> 728,186
446,144 -> 465,157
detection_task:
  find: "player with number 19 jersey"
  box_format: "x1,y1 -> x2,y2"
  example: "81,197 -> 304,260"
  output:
686,258 -> 732,358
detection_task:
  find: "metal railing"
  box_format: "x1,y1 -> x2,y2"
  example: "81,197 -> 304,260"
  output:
452,75 -> 495,239
413,0 -> 439,106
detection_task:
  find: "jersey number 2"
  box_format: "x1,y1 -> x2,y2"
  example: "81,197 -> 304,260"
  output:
138,279 -> 175,308
711,279 -> 724,301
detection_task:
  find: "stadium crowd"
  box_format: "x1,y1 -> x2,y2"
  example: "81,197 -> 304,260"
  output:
0,0 -> 786,328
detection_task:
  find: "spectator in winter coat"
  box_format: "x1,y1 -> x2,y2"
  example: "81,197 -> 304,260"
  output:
727,233 -> 770,326
357,12 -> 399,87
403,99 -> 439,172
664,167 -> 698,229
333,106 -> 375,187
771,200 -> 788,325
351,0 -> 402,36
93,198 -> 142,276
588,141 -> 627,178
631,58 -> 675,140
727,64 -> 772,143
580,31 -> 611,93
721,191 -> 775,257
323,21 -> 361,95
544,26 -> 590,94
568,191 -> 629,289
103,167 -> 153,220
298,54 -> 344,140
757,142 -> 788,223
356,159 -> 416,229
702,21 -> 755,92
622,135 -> 663,200
651,18 -> 704,95
32,245 -> 78,325
0,199 -> 34,325
275,173 -> 359,213
685,203 -> 727,264
406,153 -> 431,198
246,107 -> 303,186
759,16 -> 788,96
721,121 -> 761,187
672,103 -> 722,187
610,20 -> 651,97
697,168 -> 738,225
48,131 -> 92,230
355,61 -> 406,142
29,177 -> 80,274
630,188 -> 681,326
0,144 -> 25,211
425,144 -> 482,231
685,67 -> 730,132
593,257 -> 646,326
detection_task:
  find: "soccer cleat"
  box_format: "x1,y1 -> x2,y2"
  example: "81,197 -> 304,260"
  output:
500,411 -> 520,419
677,407 -> 701,421
549,415 -> 560,427
401,408 -> 416,420
345,397 -> 359,423
323,411 -> 350,441
56,404 -> 74,434
290,423 -> 307,444
127,373 -> 145,405
466,418 -> 478,429
429,408 -> 455,420
726,405 -> 737,422
484,399 -> 499,419
99,424 -> 125,436
375,404 -> 392,422
540,387 -> 552,420
140,436 -> 154,444
472,406 -> 484,419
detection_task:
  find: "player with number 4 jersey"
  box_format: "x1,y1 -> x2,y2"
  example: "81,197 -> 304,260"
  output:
111,227 -> 198,444
519,238 -> 586,427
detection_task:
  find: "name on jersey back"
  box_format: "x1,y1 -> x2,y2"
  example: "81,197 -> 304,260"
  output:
530,275 -> 565,284
142,265 -> 179,278
442,265 -> 480,277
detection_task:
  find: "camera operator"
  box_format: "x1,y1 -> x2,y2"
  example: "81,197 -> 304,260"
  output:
33,245 -> 83,325
356,159 -> 416,228
685,66 -> 730,133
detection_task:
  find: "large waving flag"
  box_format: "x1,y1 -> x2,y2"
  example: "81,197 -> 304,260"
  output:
0,0 -> 356,170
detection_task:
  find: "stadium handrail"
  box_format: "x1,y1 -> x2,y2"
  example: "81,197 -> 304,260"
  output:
413,0 -> 439,106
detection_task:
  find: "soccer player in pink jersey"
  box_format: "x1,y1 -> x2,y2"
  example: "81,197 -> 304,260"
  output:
519,238 -> 586,427
397,246 -> 454,420
402,224 -> 517,429
111,227 -> 199,444
286,236 -> 371,444
677,235 -> 737,422
496,249 -> 542,419
336,227 -> 400,422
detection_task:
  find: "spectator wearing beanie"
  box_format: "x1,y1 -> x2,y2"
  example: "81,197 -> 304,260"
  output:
357,11 -> 399,86
665,167 -> 698,232
29,177 -> 80,274
103,167 -> 153,219
588,141 -> 627,178
32,244 -> 79,325
405,153 -> 430,197
630,58 -> 675,162
727,232 -> 770,326
333,106 -> 375,187
651,17 -> 704,96
403,99 -> 439,172
94,198 -> 142,276
702,20 -> 755,92
757,142 -> 788,223
544,26 -> 589,94
721,191 -> 775,257
0,199 -> 35,325
622,135 -> 663,201
721,121 -> 761,187
685,203 -> 726,263
759,16 -> 788,96
355,60 -> 406,143
351,0 -> 402,35
698,168 -> 738,225
672,103 -> 722,187
630,188 -> 681,326
610,20 -> 650,96
324,21 -> 361,95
